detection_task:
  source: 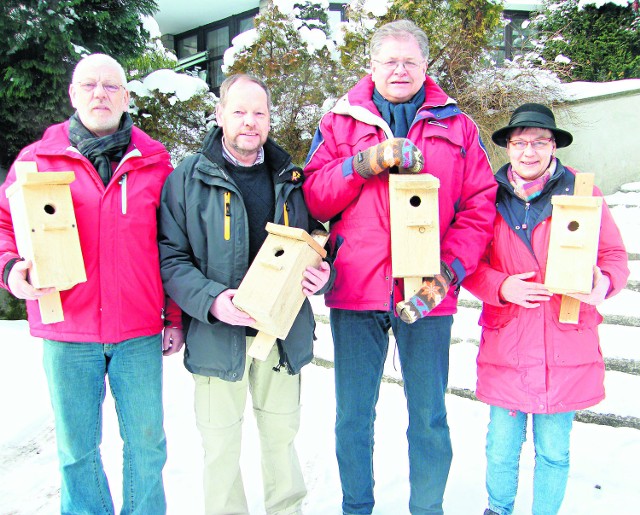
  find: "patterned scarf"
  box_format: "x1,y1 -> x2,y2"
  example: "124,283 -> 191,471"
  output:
373,86 -> 425,138
68,112 -> 133,186
508,158 -> 557,202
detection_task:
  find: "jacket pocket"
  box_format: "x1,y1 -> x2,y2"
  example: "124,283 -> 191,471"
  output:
478,309 -> 520,367
550,313 -> 602,366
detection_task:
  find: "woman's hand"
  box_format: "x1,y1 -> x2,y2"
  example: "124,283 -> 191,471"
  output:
499,271 -> 552,308
566,265 -> 610,306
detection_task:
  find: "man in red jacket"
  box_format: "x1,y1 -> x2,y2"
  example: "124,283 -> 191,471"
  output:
303,20 -> 497,515
0,54 -> 183,514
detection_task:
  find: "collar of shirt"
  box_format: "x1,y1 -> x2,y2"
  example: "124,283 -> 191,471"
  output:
221,136 -> 265,166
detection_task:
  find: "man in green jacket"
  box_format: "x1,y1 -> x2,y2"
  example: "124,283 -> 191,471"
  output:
158,74 -> 331,515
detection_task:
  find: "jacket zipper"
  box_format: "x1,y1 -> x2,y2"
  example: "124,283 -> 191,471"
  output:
428,120 -> 449,129
119,173 -> 127,215
224,191 -> 231,240
283,201 -> 289,226
522,202 -> 530,230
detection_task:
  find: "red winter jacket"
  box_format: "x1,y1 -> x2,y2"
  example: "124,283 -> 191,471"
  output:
464,162 -> 629,414
303,75 -> 497,313
0,120 -> 179,343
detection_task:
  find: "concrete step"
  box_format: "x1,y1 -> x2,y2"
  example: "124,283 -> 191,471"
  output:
605,190 -> 640,207
458,286 -> 640,327
609,204 -> 640,255
312,340 -> 640,430
309,296 -> 640,429
627,260 -> 640,292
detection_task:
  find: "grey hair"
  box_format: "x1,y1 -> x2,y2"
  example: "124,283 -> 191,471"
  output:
72,53 -> 127,84
219,74 -> 271,111
370,20 -> 429,62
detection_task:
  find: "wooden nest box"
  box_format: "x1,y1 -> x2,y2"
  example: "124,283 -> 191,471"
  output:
233,222 -> 329,360
389,173 -> 441,300
6,162 -> 86,323
545,173 -> 602,324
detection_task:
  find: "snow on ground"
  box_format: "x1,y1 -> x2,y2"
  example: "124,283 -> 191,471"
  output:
1,310 -> 639,514
1,183 -> 640,514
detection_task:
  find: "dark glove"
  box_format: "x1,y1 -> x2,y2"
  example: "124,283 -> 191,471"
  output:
353,138 -> 424,179
395,261 -> 455,324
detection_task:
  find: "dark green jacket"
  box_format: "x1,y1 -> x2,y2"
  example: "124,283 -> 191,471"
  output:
158,127 -> 323,380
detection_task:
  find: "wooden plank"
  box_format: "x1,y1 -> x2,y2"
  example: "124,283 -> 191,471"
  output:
247,331 -> 277,361
404,277 -> 423,302
391,176 -> 440,190
550,196 -> 601,208
559,295 -> 581,324
574,173 -> 595,196
39,290 -> 64,324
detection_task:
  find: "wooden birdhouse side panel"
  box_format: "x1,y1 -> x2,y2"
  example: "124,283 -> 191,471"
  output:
389,174 -> 440,278
7,189 -> 35,269
545,196 -> 603,294
233,234 -> 323,339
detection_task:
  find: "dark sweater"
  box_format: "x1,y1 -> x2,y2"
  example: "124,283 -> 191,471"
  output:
224,160 -> 275,265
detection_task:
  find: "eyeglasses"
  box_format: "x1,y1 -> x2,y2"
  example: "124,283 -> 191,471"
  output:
75,81 -> 124,94
372,59 -> 425,71
508,138 -> 554,151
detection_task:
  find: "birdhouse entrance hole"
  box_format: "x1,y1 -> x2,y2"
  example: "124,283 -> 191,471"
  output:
44,204 -> 56,215
410,195 -> 421,207
568,220 -> 579,231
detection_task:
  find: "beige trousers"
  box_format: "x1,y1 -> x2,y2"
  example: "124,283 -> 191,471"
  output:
193,341 -> 306,515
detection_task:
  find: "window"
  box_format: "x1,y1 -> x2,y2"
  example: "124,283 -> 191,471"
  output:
176,34 -> 198,60
173,4 -> 347,91
173,9 -> 258,92
491,10 -> 535,65
329,3 -> 347,25
208,58 -> 226,91
238,16 -> 254,34
206,26 -> 230,56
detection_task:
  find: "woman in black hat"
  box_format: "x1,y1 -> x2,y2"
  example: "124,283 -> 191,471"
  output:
464,103 -> 629,515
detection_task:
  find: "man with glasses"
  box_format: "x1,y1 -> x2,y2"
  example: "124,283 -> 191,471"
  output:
0,53 -> 183,514
303,20 -> 497,515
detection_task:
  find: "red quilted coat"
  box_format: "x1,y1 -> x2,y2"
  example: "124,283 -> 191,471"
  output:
0,120 -> 179,343
464,162 -> 629,413
303,75 -> 497,313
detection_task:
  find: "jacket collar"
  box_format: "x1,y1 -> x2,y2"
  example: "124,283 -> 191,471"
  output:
495,158 -> 571,196
199,126 -> 298,185
23,120 -> 169,187
330,75 -> 459,135
36,120 -> 167,158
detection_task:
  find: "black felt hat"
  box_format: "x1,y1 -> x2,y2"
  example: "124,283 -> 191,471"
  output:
491,103 -> 573,148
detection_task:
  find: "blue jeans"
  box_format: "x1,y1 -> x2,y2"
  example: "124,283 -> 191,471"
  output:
330,309 -> 453,515
43,334 -> 167,515
485,406 -> 575,515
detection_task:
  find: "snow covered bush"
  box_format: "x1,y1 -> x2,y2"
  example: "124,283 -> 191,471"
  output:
223,0 -> 342,165
530,0 -> 639,82
128,70 -> 218,165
